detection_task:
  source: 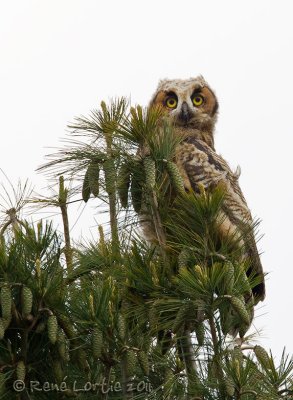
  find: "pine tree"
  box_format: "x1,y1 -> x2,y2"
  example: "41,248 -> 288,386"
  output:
0,99 -> 292,400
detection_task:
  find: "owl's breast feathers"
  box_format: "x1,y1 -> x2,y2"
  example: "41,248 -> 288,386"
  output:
177,137 -> 265,301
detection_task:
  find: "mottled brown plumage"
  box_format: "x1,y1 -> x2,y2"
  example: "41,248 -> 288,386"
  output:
150,76 -> 265,303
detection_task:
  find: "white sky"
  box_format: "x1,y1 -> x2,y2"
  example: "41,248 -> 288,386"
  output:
1,1 -> 293,357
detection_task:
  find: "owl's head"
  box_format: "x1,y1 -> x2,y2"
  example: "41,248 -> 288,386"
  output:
150,76 -> 218,147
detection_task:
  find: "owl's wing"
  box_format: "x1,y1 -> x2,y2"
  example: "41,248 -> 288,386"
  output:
177,137 -> 265,301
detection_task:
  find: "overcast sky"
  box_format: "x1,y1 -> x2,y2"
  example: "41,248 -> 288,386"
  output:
1,1 -> 293,357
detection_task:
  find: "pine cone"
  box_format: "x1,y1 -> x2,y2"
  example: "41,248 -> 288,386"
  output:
117,162 -> 131,208
166,161 -> 185,194
143,156 -> 156,189
229,296 -> 250,326
16,361 -> 26,382
47,315 -> 58,344
126,350 -> 137,376
82,168 -> 91,202
1,286 -> 12,320
57,328 -> 69,362
53,360 -> 64,383
21,286 -> 33,316
130,168 -> 143,213
88,161 -> 100,197
254,345 -> 271,369
92,327 -> 103,359
223,262 -> 235,294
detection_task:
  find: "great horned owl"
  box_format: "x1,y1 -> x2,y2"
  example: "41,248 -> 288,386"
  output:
150,76 -> 265,303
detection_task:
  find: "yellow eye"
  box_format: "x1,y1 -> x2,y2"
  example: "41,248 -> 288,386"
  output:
166,97 -> 177,109
192,95 -> 204,106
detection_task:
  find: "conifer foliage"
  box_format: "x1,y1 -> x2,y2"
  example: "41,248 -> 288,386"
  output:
0,99 -> 292,399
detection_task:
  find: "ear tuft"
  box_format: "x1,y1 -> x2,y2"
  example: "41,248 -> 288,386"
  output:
196,75 -> 207,88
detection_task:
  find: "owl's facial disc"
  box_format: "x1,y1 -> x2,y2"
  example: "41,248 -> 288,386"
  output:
164,89 -> 207,127
151,83 -> 218,129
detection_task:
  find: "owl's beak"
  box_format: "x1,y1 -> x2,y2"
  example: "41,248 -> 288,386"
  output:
179,101 -> 191,125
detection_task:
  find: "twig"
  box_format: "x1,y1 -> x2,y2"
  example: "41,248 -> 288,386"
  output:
58,176 -> 73,272
208,315 -> 225,397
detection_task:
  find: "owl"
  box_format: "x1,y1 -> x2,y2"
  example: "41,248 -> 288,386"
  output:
149,76 -> 265,303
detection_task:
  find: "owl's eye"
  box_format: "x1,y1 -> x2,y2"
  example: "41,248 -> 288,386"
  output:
192,95 -> 204,107
165,97 -> 178,109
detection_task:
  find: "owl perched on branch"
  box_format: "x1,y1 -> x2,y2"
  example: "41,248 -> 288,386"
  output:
149,76 -> 265,303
